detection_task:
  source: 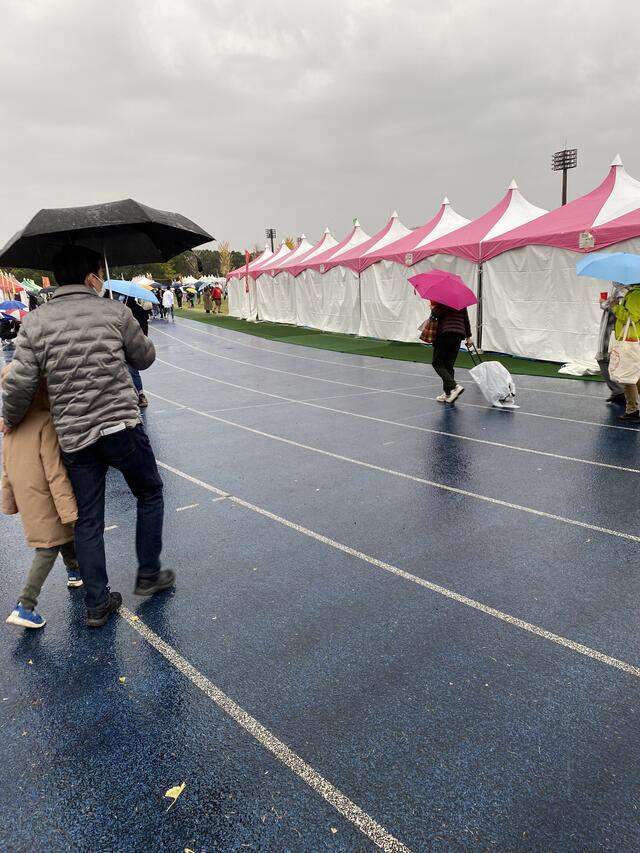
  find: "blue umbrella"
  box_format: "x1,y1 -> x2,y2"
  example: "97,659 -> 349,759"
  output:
0,300 -> 27,311
104,280 -> 159,304
576,252 -> 640,285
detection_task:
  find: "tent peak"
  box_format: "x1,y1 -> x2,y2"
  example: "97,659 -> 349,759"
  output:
391,210 -> 398,219
300,233 -> 306,239
354,219 -> 361,227
508,179 -> 519,191
323,226 -> 331,234
442,196 -> 450,206
611,154 -> 624,167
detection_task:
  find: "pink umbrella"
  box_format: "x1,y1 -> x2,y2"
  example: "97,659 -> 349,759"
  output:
408,269 -> 477,310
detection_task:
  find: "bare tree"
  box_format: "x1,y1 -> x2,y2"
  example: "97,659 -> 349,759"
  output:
218,241 -> 232,277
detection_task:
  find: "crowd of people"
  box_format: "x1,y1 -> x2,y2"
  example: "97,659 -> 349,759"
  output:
0,252 -> 638,631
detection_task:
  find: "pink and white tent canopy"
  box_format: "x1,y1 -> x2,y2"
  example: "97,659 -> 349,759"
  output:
367,198 -> 470,266
256,234 -> 314,277
301,220 -> 371,274
483,156 -> 640,259
403,181 -> 547,264
251,239 -> 292,274
323,211 -> 412,273
227,244 -> 272,280
275,228 -> 339,278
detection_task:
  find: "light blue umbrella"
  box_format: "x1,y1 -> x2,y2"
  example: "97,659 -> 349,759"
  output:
576,252 -> 640,285
104,280 -> 159,304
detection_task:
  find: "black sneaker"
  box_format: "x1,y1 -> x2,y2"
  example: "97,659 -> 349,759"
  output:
86,591 -> 122,628
607,393 -> 626,405
134,569 -> 176,597
618,411 -> 640,421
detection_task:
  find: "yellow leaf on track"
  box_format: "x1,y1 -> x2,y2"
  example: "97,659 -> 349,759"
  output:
129,615 -> 140,622
118,676 -> 126,684
164,782 -> 186,810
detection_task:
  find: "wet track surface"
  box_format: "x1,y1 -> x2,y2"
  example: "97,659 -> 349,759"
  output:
1,316 -> 639,852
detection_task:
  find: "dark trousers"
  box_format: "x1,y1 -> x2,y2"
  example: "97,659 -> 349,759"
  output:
129,366 -> 143,393
62,425 -> 164,609
432,333 -> 463,393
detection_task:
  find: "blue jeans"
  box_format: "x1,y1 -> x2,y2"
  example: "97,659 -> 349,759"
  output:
62,425 -> 164,609
129,366 -> 143,393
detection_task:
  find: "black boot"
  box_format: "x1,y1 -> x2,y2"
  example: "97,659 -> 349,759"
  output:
134,569 -> 176,597
86,591 -> 122,628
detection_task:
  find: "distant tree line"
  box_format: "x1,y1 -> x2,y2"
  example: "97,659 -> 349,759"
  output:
4,246 -> 249,286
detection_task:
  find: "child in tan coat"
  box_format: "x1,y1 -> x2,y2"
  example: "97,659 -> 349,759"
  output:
1,365 -> 82,628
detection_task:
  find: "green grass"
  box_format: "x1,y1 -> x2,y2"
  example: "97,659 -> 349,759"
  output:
174,308 -> 603,381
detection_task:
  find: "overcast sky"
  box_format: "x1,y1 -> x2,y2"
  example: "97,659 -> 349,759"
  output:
2,0 -> 640,251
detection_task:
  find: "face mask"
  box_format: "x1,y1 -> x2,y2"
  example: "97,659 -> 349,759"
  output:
89,273 -> 105,296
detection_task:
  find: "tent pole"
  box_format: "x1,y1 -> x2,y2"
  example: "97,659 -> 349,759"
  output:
476,262 -> 483,350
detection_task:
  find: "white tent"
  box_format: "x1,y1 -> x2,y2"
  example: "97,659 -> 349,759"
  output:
481,156 -> 640,364
365,183 -> 546,343
228,247 -> 271,317
359,199 -> 471,341
255,235 -> 313,323
256,228 -> 339,326
296,221 -> 370,332
227,244 -> 274,319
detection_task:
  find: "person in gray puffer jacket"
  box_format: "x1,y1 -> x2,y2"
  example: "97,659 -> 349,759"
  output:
1,245 -> 175,628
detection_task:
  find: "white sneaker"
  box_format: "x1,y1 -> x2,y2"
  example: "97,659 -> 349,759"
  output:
445,385 -> 465,403
436,393 -> 447,403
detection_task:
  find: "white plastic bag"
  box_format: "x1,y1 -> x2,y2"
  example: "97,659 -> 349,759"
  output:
470,360 -> 519,408
610,320 -> 640,384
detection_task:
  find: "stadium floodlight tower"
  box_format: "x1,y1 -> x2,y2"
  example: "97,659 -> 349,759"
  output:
265,227 -> 277,253
551,148 -> 578,206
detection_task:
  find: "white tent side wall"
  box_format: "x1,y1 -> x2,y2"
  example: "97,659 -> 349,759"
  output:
256,272 -> 297,323
227,277 -> 243,317
296,265 -> 361,333
358,254 -> 478,342
481,243 -> 629,363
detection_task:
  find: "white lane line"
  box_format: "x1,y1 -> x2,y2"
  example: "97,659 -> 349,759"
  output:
156,462 -> 640,681
201,385 -> 435,416
120,606 -> 412,853
169,318 -> 430,378
152,360 -> 639,475
171,317 -> 607,400
176,503 -> 199,512
154,328 -> 637,433
211,496 -> 227,503
154,327 -> 422,393
105,525 -> 118,531
151,397 -> 640,544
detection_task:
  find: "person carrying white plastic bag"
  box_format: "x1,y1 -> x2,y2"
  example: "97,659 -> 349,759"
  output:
610,284 -> 640,421
468,348 -> 519,409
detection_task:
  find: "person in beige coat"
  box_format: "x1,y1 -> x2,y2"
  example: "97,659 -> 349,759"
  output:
2,365 -> 82,629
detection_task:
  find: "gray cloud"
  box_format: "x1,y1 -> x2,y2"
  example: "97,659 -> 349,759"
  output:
2,0 -> 640,251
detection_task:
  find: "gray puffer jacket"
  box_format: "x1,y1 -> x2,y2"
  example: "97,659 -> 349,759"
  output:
2,284 -> 155,452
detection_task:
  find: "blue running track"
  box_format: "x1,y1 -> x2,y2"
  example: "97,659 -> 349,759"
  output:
1,315 -> 638,852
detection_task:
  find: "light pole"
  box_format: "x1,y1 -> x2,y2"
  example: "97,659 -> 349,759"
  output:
265,227 -> 276,253
551,148 -> 578,206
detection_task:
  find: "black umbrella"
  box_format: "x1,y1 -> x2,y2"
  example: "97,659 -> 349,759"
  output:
0,198 -> 214,270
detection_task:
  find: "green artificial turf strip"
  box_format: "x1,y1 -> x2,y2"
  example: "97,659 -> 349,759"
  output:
173,308 -> 604,381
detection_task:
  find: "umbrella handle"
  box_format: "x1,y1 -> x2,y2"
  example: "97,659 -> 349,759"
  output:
102,251 -> 113,299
